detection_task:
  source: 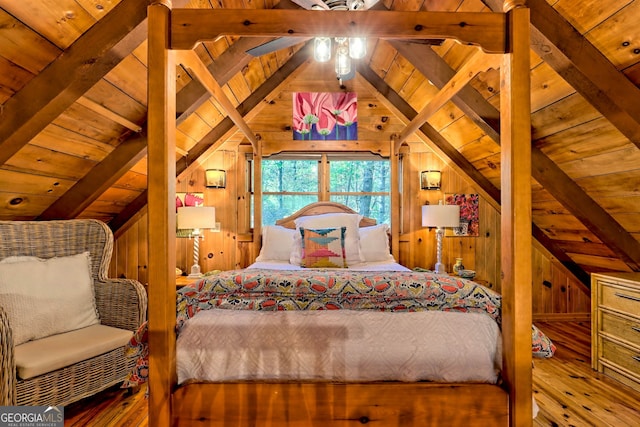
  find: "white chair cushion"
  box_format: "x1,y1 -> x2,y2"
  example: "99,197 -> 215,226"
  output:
0,252 -> 99,345
14,324 -> 133,380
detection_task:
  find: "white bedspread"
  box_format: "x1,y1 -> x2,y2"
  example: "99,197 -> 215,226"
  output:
177,309 -> 502,385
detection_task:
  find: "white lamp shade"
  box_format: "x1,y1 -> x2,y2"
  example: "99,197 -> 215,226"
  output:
422,204 -> 460,228
177,206 -> 216,230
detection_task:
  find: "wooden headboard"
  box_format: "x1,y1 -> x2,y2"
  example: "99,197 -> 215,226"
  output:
275,202 -> 377,229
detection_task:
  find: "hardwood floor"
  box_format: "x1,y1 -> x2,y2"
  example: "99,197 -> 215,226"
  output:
533,321 -> 640,426
63,321 -> 640,426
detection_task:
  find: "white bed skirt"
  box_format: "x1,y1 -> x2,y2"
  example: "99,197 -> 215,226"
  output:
177,309 -> 502,385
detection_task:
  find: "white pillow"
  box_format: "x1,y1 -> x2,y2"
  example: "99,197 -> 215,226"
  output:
359,224 -> 395,262
0,252 -> 99,345
290,213 -> 364,266
256,225 -> 295,262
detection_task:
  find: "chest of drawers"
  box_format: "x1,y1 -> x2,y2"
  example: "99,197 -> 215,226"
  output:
592,272 -> 640,392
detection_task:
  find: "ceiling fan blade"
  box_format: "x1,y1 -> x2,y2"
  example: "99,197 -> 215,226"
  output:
291,0 -> 330,10
246,37 -> 305,56
363,0 -> 379,9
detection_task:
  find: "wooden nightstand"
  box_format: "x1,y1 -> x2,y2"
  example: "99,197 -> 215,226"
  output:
175,276 -> 198,289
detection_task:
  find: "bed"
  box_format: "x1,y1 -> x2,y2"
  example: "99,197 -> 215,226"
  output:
146,2 -> 534,426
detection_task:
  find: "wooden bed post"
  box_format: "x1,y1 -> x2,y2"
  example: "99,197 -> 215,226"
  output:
254,142 -> 262,255
147,1 -> 177,426
500,2 -> 532,426
390,136 -> 401,259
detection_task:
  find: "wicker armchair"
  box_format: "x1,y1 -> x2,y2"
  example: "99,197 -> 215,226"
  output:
0,219 -> 147,407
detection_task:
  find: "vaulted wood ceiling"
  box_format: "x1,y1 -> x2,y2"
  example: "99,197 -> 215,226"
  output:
0,0 -> 639,283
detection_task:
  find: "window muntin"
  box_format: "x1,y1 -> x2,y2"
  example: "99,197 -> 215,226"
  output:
262,160 -> 319,225
260,156 -> 390,225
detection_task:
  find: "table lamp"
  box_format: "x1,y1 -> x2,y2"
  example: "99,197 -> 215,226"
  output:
177,206 -> 216,278
422,201 -> 460,274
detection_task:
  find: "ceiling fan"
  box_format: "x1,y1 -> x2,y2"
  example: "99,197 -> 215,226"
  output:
245,0 -> 378,58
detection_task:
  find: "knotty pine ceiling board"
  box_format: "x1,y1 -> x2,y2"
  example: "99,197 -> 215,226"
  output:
195,99 -> 227,128
552,0 -> 632,34
103,54 -> 149,107
84,80 -> 147,125
112,170 -> 148,193
243,58 -> 270,92
534,118 -> 630,163
0,169 -> 74,198
54,103 -> 126,144
1,0 -> 99,49
558,144 -> 640,180
29,125 -> 115,161
384,53 -> 418,94
4,145 -> 96,181
0,9 -> 60,74
0,192 -> 58,219
458,134 -> 500,163
438,115 -> 488,149
577,171 -> 640,198
531,93 -> 602,140
530,62 -> 576,113
582,0 -> 640,70
367,40 -> 397,79
177,113 -> 215,148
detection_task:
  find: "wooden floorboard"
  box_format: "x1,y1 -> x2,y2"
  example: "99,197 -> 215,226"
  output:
62,321 -> 640,426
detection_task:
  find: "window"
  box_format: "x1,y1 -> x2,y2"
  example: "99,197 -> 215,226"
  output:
261,159 -> 319,225
329,160 -> 390,224
260,155 -> 390,225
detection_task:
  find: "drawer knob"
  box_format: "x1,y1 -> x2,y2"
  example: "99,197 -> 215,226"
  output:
614,292 -> 640,302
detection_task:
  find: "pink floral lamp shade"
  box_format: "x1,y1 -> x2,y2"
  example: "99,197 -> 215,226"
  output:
293,92 -> 358,141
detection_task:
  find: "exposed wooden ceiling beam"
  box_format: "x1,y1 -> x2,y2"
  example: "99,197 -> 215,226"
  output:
394,49 -> 500,149
391,40 -> 640,273
0,0 -> 165,167
176,36 -> 274,124
177,50 -> 260,150
532,150 -> 640,271
175,0 -> 303,123
44,37 -> 284,221
357,62 -> 593,286
37,135 -> 148,220
170,9 -> 506,53
357,65 -> 502,206
391,41 -> 500,142
109,44 -> 313,233
483,0 -> 640,149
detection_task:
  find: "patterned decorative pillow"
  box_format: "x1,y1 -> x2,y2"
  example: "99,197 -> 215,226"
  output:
300,227 -> 347,268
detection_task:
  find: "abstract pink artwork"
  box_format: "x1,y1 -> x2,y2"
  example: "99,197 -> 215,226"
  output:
293,92 -> 358,140
445,193 -> 479,237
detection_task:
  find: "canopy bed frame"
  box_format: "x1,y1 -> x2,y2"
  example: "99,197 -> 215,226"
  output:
147,1 -> 532,426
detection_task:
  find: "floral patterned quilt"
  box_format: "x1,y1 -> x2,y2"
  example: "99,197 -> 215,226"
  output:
123,269 -> 555,387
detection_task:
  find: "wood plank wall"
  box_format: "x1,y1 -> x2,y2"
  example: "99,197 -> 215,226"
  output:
110,144 -> 590,320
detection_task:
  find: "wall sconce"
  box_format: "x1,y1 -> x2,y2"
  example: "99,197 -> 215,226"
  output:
420,170 -> 442,190
206,169 -> 226,188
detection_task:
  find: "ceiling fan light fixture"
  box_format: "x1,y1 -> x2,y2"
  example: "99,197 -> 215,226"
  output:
348,37 -> 366,59
314,37 -> 332,62
335,45 -> 351,76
